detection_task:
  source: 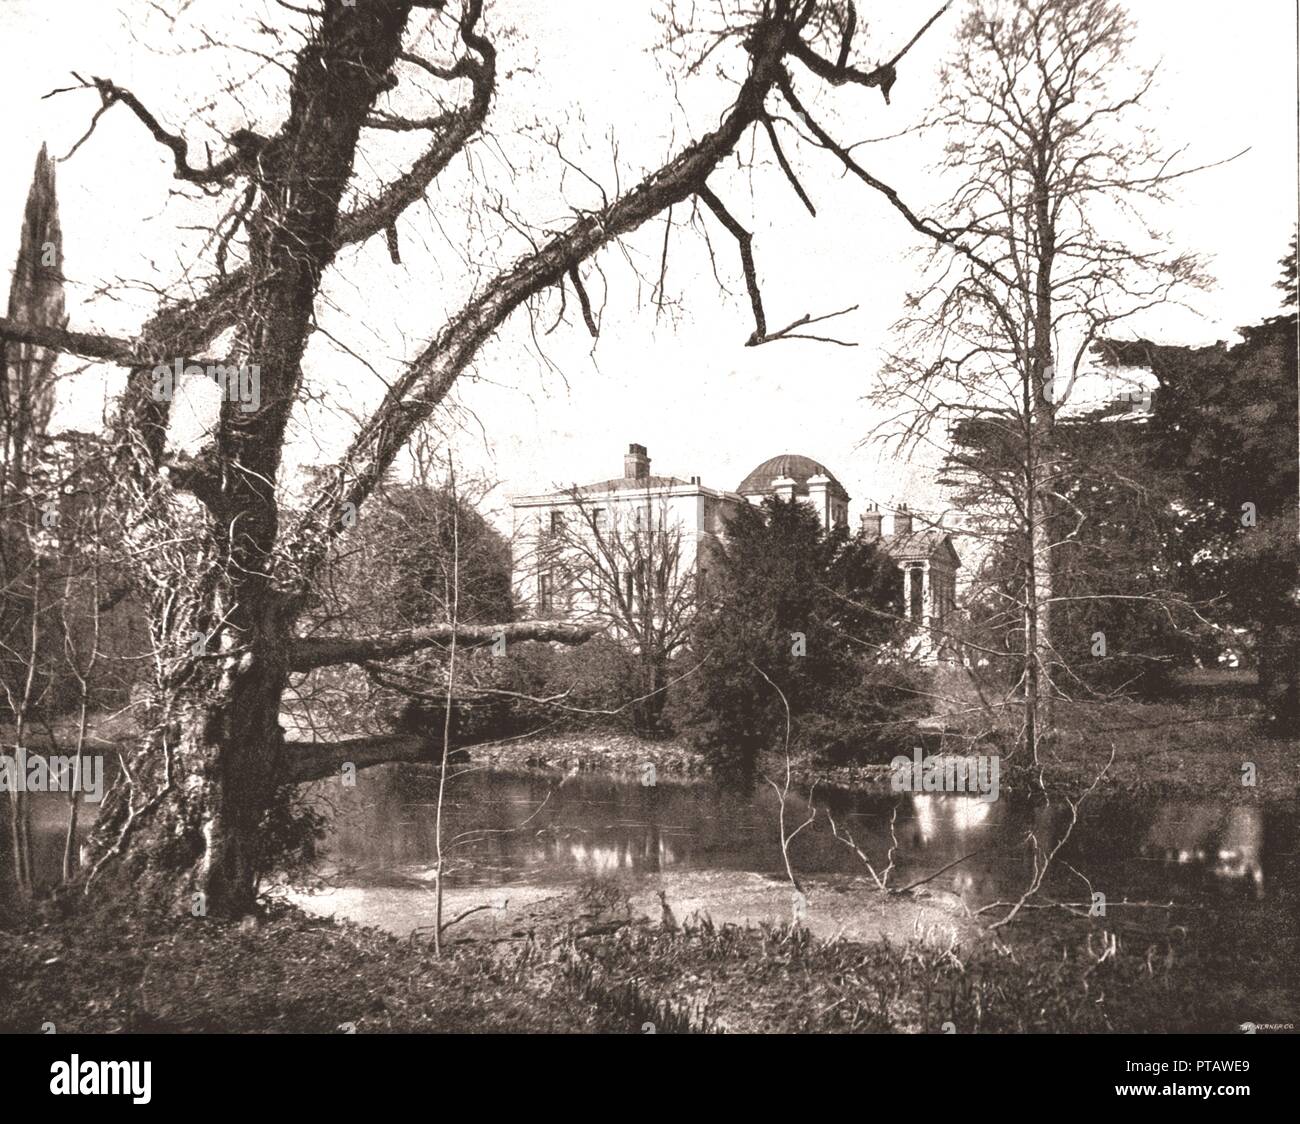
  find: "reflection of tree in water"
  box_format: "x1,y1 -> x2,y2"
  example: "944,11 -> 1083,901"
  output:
903,795 -> 1018,904
1007,800 -> 1270,902
905,794 -> 998,848
1137,804 -> 1265,897
852,795 -> 1273,906
532,824 -> 682,876
323,767 -> 698,884
318,767 -> 1280,903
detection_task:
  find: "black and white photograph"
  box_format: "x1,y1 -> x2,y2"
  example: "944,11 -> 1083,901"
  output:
0,0 -> 1296,1089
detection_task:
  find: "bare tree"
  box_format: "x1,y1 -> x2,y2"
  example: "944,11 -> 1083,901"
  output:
535,486 -> 699,735
0,0 -> 955,917
751,661 -> 817,926
0,429 -> 120,901
871,0 -> 1206,757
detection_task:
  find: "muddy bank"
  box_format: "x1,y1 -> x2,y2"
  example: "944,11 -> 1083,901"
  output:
286,869 -> 980,949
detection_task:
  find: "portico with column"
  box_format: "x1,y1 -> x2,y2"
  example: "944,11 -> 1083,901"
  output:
903,561 -> 930,625
860,502 -> 962,663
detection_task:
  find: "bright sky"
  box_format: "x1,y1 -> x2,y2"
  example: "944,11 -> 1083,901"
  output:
1,0 -> 1295,528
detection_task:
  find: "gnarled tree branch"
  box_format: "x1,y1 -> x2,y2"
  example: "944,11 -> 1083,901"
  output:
698,184 -> 767,343
776,68 -> 1014,288
69,74 -> 268,184
281,6 -> 802,590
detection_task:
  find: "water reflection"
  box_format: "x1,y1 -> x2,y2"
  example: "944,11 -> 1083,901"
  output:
311,767 -> 1295,907
24,765 -> 1290,907
1137,803 -> 1265,896
907,791 -> 996,845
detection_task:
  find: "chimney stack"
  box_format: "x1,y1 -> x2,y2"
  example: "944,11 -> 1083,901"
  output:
771,475 -> 797,503
624,443 -> 650,481
859,503 -> 883,541
893,504 -> 913,536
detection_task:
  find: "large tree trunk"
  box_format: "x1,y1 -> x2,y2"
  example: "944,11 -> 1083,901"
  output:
85,596 -> 290,917
1021,377 -> 1057,758
83,1 -> 416,918
1028,171 -> 1057,742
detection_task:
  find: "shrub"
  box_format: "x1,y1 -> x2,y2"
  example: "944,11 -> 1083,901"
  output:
804,662 -> 932,766
479,637 -> 644,736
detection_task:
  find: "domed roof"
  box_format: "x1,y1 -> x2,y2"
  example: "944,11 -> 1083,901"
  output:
737,453 -> 849,500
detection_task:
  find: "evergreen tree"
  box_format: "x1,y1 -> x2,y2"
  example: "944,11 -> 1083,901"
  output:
2,144 -> 65,912
1104,233 -> 1300,730
688,497 -> 912,777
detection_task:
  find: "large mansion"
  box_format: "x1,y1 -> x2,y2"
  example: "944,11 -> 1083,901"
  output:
509,444 -> 961,660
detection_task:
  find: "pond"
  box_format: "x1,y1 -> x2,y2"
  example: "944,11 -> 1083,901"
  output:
27,763 -> 1297,939
299,765 -> 1295,927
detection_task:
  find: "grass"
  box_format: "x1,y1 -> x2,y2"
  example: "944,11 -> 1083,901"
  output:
935,670 -> 1298,801
0,895 -> 609,1033
4,877 -> 1291,1034
564,903 -> 1296,1033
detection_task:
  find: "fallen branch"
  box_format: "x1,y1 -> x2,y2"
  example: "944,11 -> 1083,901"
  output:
285,733 -> 433,784
288,619 -> 598,671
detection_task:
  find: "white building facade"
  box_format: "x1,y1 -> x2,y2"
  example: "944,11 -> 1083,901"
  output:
509,444 -> 740,620
509,444 -> 961,661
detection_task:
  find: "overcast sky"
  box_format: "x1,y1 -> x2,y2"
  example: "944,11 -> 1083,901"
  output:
1,0 -> 1295,527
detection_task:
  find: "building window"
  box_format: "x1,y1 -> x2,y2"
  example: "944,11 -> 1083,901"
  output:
554,565 -> 572,611
538,571 -> 552,613
592,507 -> 606,532
550,510 -> 564,534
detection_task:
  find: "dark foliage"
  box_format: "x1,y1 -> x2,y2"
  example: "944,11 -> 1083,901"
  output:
323,480 -> 513,631
1101,234 -> 1300,729
685,497 -> 920,776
